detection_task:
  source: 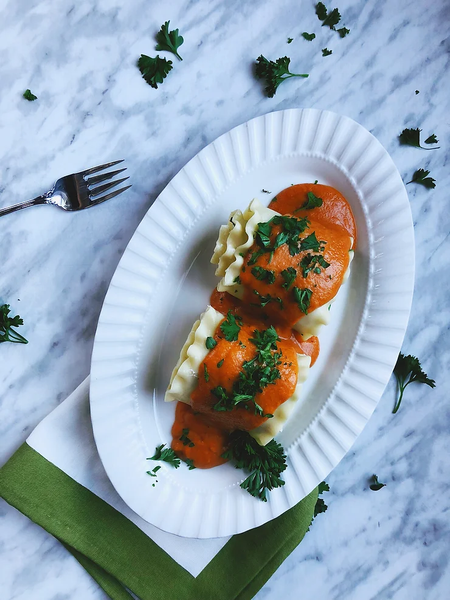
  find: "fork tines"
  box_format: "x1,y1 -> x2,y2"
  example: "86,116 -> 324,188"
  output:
81,160 -> 131,205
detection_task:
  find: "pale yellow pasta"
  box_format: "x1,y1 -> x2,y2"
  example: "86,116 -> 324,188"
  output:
165,306 -> 224,404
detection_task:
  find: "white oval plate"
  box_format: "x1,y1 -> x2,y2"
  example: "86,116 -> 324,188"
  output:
90,109 -> 414,538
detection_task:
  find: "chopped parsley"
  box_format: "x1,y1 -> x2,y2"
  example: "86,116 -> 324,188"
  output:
252,290 -> 283,309
251,266 -> 275,284
223,431 -> 287,501
204,363 -> 210,382
255,55 -> 309,98
293,287 -> 312,314
399,128 -> 440,150
23,89 -> 37,101
406,168 -> 436,189
281,267 -> 297,290
261,189 -> 271,193
138,54 -> 173,88
287,37 -> 293,44
300,231 -> 323,252
217,359 -> 224,368
146,465 -> 161,477
180,428 -> 195,447
184,458 -> 196,470
424,134 -> 439,145
300,253 -> 330,277
316,2 -> 341,29
205,336 -> 217,350
301,191 -> 323,209
322,48 -> 333,57
148,444 -> 180,468
392,353 -> 435,414
337,26 -> 350,38
302,32 -> 316,41
220,311 -> 242,341
212,326 -> 282,416
369,474 -> 386,491
234,275 -> 242,284
155,20 -> 184,60
0,304 -> 28,344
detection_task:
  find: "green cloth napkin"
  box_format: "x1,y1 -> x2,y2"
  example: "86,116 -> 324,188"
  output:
0,442 -> 318,600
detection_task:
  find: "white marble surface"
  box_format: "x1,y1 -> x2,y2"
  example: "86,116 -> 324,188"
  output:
0,0 -> 449,598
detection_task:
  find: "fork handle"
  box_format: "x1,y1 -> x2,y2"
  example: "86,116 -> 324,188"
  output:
0,195 -> 48,217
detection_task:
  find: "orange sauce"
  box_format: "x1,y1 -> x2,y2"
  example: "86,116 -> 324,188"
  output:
171,183 -> 355,469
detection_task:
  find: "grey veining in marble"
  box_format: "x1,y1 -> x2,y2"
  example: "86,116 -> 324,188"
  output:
1,0 -> 449,598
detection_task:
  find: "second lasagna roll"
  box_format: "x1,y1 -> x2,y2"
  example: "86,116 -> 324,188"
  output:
211,198 -> 354,338
165,306 -> 311,445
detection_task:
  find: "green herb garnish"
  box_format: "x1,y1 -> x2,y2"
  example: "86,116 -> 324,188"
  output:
184,458 -> 196,470
205,336 -> 217,350
316,2 -> 341,29
148,444 -> 180,468
212,326 -> 282,416
300,231 -> 323,252
138,55 -> 173,89
424,134 -> 439,145
301,191 -> 323,209
302,32 -> 316,41
251,266 -> 276,284
255,55 -> 309,98
322,48 -> 333,56
180,428 -> 195,447
155,20 -> 184,60
300,253 -> 330,277
146,465 -> 161,477
220,311 -> 242,341
23,89 -> 37,101
0,304 -> 28,344
406,168 -> 436,189
399,128 -> 440,149
223,431 -> 287,501
287,37 -> 293,44
281,267 -> 297,290
293,287 -> 312,314
369,474 -> 386,491
252,290 -> 283,309
204,363 -> 210,382
217,359 -> 224,368
337,26 -> 350,37
392,353 -> 435,414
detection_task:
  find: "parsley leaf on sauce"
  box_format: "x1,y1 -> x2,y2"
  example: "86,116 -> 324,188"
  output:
251,266 -> 276,284
300,231 -> 323,252
180,428 -> 195,447
301,191 -> 323,209
220,311 -> 242,341
293,287 -> 313,314
281,267 -> 297,290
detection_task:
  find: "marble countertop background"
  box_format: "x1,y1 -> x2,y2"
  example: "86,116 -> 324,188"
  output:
1,0 -> 449,598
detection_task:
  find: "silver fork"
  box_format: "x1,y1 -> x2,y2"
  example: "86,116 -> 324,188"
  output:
0,160 -> 131,217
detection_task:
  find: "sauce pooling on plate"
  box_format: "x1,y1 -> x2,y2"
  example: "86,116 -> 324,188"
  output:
170,183 -> 355,469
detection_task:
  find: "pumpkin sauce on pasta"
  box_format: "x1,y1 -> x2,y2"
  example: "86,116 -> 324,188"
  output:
167,183 -> 356,472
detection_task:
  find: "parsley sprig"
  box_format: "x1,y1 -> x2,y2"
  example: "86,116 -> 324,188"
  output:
399,128 -> 440,149
316,2 -> 341,29
220,311 -> 242,341
138,55 -> 173,88
406,168 -> 436,189
223,431 -> 287,501
156,20 -> 184,61
0,304 -> 28,344
147,444 -> 180,468
369,474 -> 386,491
255,55 -> 309,98
392,353 -> 435,414
211,326 -> 281,417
